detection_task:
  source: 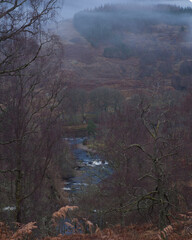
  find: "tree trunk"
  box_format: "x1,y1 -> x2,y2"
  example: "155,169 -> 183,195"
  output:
15,142 -> 23,222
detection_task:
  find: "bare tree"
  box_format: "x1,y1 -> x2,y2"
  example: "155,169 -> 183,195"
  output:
0,0 -> 71,231
0,53 -> 66,223
0,11 -> 67,222
0,0 -> 58,75
90,87 -> 124,113
97,95 -> 190,230
61,88 -> 88,124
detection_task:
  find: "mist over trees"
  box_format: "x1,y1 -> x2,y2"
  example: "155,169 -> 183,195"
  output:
74,4 -> 192,46
74,3 -> 192,90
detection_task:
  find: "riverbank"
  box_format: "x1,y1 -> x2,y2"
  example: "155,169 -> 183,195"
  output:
63,124 -> 88,138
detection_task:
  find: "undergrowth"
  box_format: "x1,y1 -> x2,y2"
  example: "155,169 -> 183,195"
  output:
1,207 -> 192,239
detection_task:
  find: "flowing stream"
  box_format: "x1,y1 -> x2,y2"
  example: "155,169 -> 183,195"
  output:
63,137 -> 110,193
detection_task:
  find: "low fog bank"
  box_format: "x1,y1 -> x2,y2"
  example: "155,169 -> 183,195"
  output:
58,0 -> 192,20
57,0 -> 192,92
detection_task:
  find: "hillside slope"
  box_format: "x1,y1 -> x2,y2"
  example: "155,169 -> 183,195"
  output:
55,5 -> 192,98
55,20 -> 164,97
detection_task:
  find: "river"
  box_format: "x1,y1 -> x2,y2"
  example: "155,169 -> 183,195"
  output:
63,137 -> 110,193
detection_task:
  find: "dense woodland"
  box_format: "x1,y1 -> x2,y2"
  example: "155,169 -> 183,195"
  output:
1,1 -> 192,240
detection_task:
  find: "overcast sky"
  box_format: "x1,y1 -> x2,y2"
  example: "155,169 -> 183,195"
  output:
58,0 -> 192,20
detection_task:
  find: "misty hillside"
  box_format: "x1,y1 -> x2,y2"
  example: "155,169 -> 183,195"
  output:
57,3 -> 192,97
2,1 -> 192,239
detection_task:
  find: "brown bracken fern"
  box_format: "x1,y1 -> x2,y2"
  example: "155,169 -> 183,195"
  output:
2,209 -> 192,239
52,205 -> 79,229
0,221 -> 37,240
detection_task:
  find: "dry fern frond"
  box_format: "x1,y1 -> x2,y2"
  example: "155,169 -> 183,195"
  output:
157,225 -> 173,240
52,206 -> 80,234
85,220 -> 93,235
65,206 -> 79,211
52,205 -> 79,221
10,222 -> 37,240
13,222 -> 22,228
65,222 -> 74,229
95,224 -> 102,238
179,212 -> 192,221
